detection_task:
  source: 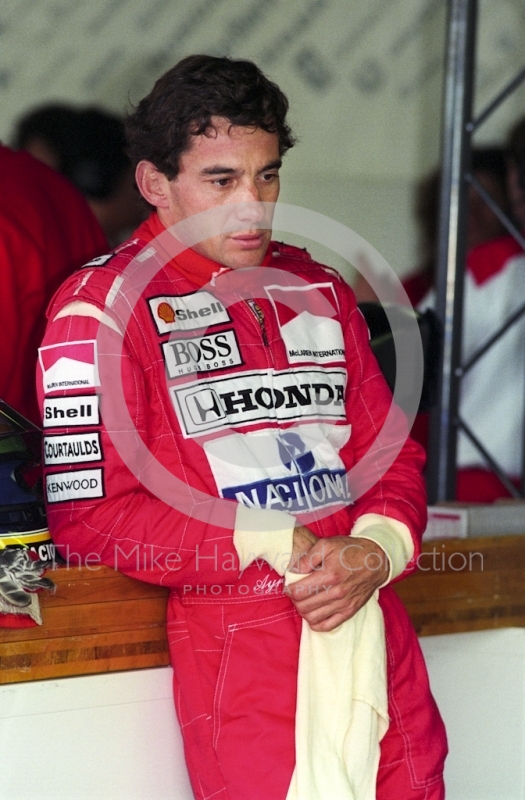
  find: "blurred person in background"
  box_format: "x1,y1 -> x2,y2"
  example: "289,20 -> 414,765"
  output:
403,147 -> 510,307
0,144 -> 106,425
13,104 -> 146,245
416,140 -> 525,502
506,115 -> 525,233
353,147 -> 517,501
353,147 -> 510,306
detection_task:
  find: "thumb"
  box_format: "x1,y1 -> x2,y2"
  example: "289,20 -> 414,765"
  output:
306,540 -> 325,570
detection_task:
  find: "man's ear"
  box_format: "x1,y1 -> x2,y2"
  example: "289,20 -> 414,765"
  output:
135,160 -> 171,208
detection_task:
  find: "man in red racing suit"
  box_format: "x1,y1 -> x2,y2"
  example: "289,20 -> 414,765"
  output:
37,55 -> 447,799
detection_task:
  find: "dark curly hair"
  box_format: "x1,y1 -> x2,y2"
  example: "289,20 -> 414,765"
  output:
125,55 -> 295,179
13,104 -> 130,200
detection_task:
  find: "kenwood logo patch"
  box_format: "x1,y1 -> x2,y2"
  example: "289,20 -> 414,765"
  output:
44,432 -> 102,466
43,395 -> 99,428
46,468 -> 104,503
170,369 -> 347,437
162,330 -> 242,378
148,291 -> 230,334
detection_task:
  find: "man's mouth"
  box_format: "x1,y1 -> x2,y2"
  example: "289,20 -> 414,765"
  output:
231,232 -> 267,250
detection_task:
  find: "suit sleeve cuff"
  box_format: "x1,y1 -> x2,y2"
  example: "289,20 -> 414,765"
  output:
234,505 -> 296,576
350,513 -> 414,585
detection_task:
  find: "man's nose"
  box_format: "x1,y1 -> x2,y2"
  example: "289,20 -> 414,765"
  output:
233,184 -> 267,223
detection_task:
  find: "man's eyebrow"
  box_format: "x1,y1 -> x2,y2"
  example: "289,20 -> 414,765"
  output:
200,159 -> 282,176
261,159 -> 282,171
200,165 -> 238,175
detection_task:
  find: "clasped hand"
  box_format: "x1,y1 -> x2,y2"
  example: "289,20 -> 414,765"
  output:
284,525 -> 389,631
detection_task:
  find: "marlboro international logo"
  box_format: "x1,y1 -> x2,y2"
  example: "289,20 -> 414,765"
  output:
39,341 -> 99,393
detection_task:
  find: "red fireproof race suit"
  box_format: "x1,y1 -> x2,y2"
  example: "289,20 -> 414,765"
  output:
37,214 -> 447,800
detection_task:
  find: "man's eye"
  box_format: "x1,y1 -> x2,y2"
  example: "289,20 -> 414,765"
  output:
214,178 -> 231,187
261,172 -> 279,182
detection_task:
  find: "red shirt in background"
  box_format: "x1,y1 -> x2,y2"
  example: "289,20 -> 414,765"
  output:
0,146 -> 107,425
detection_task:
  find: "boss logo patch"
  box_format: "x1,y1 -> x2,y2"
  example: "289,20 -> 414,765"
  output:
162,330 -> 242,378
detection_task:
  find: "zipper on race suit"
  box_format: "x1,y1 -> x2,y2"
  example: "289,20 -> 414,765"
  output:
246,299 -> 269,346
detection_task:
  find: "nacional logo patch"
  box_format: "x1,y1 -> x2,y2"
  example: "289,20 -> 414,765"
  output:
39,341 -> 99,393
265,283 -> 345,364
162,330 -> 242,378
148,291 -> 230,334
170,368 -> 347,437
46,468 -> 104,503
43,395 -> 100,428
44,432 -> 102,466
204,424 -> 352,512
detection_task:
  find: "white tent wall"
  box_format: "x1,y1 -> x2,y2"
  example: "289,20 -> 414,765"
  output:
0,0 -> 524,279
2,629 -> 525,800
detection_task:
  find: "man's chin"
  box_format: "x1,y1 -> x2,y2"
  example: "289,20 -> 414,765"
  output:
226,254 -> 266,270
196,235 -> 270,270
222,244 -> 269,270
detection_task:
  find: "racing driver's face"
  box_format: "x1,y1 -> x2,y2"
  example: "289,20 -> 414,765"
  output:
136,117 -> 281,269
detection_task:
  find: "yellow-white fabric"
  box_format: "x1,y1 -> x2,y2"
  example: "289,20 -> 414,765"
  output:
285,572 -> 389,800
234,504 -> 296,575
233,509 -> 399,798
234,506 -> 413,585
350,513 -> 414,584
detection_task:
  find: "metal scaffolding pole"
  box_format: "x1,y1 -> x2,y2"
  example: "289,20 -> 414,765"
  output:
426,0 -> 477,503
